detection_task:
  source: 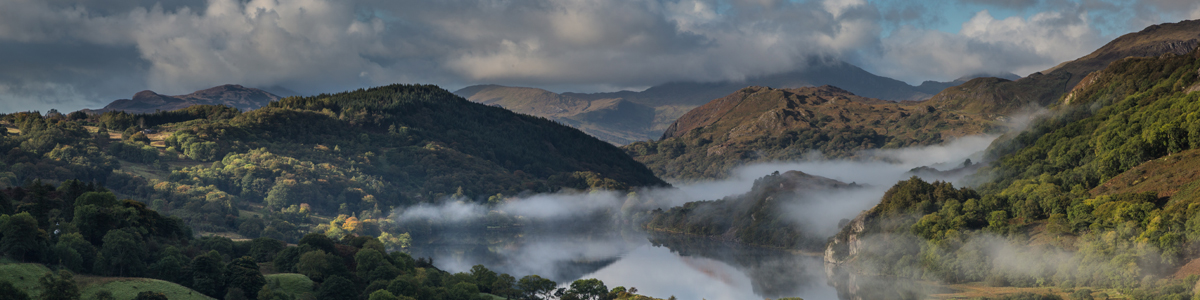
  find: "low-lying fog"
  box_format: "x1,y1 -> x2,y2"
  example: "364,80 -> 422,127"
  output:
392,134 -> 998,299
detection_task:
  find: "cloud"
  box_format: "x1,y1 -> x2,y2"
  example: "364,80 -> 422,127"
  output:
959,0 -> 1042,9
866,9 -> 1101,81
0,0 -> 1195,111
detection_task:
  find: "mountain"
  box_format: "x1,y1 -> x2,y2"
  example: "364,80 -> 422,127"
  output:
825,37 -> 1200,296
453,85 -> 656,144
623,85 -> 994,179
9,83 -> 667,242
642,170 -> 859,251
95,84 -> 281,113
456,59 -> 980,145
926,19 -> 1200,116
572,59 -> 950,107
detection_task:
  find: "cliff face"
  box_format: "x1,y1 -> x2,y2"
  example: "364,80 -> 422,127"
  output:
824,211 -> 868,300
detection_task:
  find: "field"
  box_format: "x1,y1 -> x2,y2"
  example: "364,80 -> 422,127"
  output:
932,283 -> 1128,299
0,262 -> 52,298
263,273 -> 314,298
78,277 -> 215,300
0,261 -> 213,299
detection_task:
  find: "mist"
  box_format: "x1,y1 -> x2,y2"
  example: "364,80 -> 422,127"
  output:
389,134 -> 1000,287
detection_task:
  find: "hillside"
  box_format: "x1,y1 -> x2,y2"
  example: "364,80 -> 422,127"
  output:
453,85 -> 656,144
642,170 -> 859,251
623,85 -> 994,179
0,179 -> 649,300
926,19 -> 1200,116
94,84 -> 281,114
1,83 -> 666,243
456,59 -> 978,145
823,43 -> 1200,298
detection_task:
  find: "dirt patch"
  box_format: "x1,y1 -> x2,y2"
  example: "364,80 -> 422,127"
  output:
1092,149 -> 1200,198
1172,257 -> 1200,279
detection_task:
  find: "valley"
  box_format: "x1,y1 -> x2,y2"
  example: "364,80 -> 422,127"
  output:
4,12 -> 1200,300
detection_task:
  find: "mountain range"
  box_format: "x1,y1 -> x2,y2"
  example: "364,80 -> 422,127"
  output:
90,84 -> 282,114
454,60 -> 1010,145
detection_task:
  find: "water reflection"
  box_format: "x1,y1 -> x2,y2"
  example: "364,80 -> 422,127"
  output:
408,231 -> 842,300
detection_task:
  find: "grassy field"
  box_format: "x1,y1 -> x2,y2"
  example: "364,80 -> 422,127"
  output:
0,263 -> 52,298
78,277 -> 215,300
0,261 -> 212,299
932,282 -> 1128,299
264,273 -> 314,298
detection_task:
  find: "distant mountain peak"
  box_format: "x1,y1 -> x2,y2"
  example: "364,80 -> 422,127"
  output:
97,85 -> 281,114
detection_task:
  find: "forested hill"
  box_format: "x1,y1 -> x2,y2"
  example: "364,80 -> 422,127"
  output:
622,86 -> 995,180
824,46 -> 1200,298
642,170 -> 860,251
0,83 -> 665,243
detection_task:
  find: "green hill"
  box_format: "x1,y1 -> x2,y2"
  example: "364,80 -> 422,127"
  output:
925,19 -> 1200,116
622,85 -> 995,180
0,83 -> 666,241
824,37 -> 1200,298
642,170 -> 860,251
80,278 -> 216,300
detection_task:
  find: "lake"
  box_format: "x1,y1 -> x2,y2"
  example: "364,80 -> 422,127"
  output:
407,231 -> 843,300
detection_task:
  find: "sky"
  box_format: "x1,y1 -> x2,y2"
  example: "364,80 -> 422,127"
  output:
1,0 -> 1198,113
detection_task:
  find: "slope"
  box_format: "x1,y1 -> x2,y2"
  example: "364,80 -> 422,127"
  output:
623,86 -> 994,179
824,43 -> 1200,296
95,84 -> 281,114
926,19 -> 1200,116
642,170 -> 860,251
453,85 -> 655,144
457,59 -> 978,145
3,83 -> 667,244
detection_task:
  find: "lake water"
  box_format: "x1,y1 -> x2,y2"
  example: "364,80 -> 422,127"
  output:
407,231 -> 842,300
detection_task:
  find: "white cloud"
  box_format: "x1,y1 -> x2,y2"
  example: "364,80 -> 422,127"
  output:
0,0 -> 1194,109
866,9 -> 1101,82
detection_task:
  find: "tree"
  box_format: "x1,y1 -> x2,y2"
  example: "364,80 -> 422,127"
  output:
356,248 -> 398,282
149,246 -> 189,284
93,229 -> 147,277
1,212 -> 47,262
53,233 -> 95,273
470,265 -> 498,293
0,280 -> 31,300
298,233 -> 336,253
189,250 -> 227,298
297,250 -> 345,282
92,291 -> 115,300
37,270 -> 79,300
248,237 -> 286,262
226,256 -> 266,299
317,275 -> 357,300
272,246 -> 304,273
518,275 -> 556,300
562,278 -> 607,300
491,274 -> 518,299
132,292 -> 167,300
368,290 -> 399,300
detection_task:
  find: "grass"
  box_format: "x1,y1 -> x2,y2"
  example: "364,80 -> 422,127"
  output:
79,277 -> 215,300
264,273 -> 314,298
478,292 -> 507,300
0,263 -> 52,298
0,261 -> 212,299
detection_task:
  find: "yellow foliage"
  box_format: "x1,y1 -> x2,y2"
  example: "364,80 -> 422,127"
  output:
342,216 -> 361,233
